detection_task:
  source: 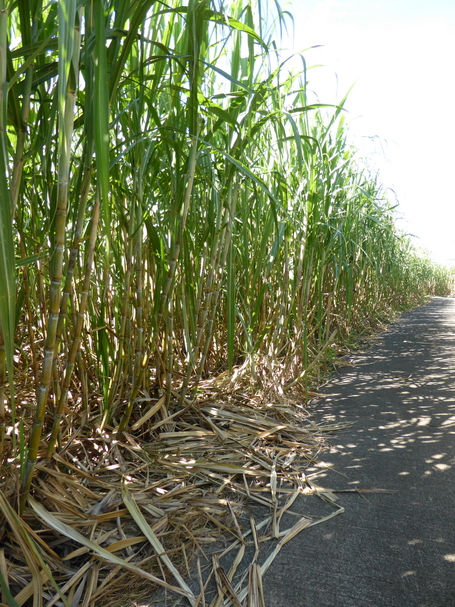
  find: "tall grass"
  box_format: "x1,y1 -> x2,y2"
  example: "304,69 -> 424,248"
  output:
2,0 -> 451,488
0,0 -> 453,601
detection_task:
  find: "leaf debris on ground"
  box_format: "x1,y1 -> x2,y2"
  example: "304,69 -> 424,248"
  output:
1,378 -> 353,606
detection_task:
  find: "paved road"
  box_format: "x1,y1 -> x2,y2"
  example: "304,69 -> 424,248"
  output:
263,297 -> 455,607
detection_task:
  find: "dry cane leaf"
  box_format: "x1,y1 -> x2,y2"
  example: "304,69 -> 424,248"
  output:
0,491 -> 62,607
28,496 -> 194,603
248,563 -> 265,607
121,484 -> 197,606
131,394 -> 166,430
215,568 -> 243,607
45,562 -> 92,607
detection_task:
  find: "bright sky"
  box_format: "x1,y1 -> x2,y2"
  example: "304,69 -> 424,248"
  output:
282,0 -> 455,265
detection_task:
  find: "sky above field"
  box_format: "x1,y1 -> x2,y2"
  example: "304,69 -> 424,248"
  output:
282,0 -> 455,265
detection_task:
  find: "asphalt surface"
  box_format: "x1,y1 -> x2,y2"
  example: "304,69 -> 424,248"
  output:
263,297 -> 455,607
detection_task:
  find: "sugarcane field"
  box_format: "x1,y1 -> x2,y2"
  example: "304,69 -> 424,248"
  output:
1,1 -> 454,606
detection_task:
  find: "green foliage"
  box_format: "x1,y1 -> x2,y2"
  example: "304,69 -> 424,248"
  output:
0,0 -> 16,455
0,0 -> 452,504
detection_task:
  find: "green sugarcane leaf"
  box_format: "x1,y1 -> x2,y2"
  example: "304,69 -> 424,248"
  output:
0,0 -> 16,418
94,0 -> 110,219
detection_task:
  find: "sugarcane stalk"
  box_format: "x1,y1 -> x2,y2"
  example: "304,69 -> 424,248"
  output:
46,196 -> 100,457
20,0 -> 79,513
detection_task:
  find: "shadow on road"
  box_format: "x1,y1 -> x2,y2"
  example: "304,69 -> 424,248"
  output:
264,297 -> 455,607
